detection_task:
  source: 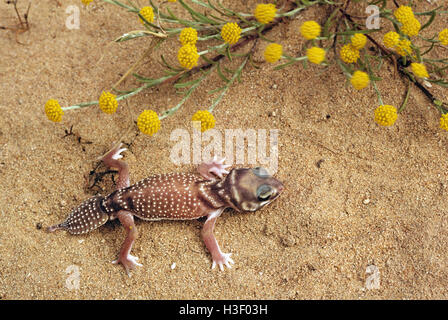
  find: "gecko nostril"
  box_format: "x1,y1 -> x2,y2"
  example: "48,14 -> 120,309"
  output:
277,183 -> 284,193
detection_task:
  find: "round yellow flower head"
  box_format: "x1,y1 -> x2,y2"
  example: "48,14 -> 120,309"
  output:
394,5 -> 414,24
351,33 -> 367,50
99,91 -> 118,114
410,63 -> 429,78
254,3 -> 276,24
383,31 -> 400,48
439,29 -> 448,46
167,0 -> 177,2
192,110 -> 215,132
137,110 -> 160,136
440,113 -> 448,131
400,17 -> 421,37
45,99 -> 64,122
350,71 -> 369,90
395,39 -> 412,56
340,44 -> 360,64
264,43 -> 283,63
180,27 -> 198,46
177,45 -> 199,69
374,105 -> 397,127
81,0 -> 93,6
306,46 -> 326,65
139,6 -> 154,24
221,22 -> 241,45
300,21 -> 321,40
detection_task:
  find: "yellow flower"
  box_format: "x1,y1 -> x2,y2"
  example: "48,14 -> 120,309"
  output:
139,6 -> 154,24
300,21 -> 321,40
167,0 -> 176,2
411,63 -> 429,78
221,22 -> 241,45
400,17 -> 421,37
137,110 -> 160,136
440,114 -> 448,131
98,91 -> 118,114
374,105 -> 397,127
351,33 -> 367,50
350,71 -> 369,90
340,44 -> 360,64
254,3 -> 276,24
81,0 -> 93,6
177,45 -> 199,69
394,5 -> 414,24
383,31 -> 400,48
306,46 -> 326,65
45,99 -> 64,122
192,110 -> 215,132
395,39 -> 412,56
264,43 -> 283,63
179,27 -> 198,46
439,29 -> 448,46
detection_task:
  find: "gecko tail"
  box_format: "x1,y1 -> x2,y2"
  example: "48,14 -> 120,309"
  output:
47,195 -> 110,235
47,222 -> 68,233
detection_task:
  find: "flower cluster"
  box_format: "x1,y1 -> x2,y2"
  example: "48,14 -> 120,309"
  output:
45,99 -> 64,122
394,5 -> 420,37
221,22 -> 241,45
192,110 -> 215,132
45,1 -> 447,136
254,3 -> 276,24
179,27 -> 198,46
177,44 -> 199,69
300,21 -> 321,40
98,91 -> 118,114
440,114 -> 448,131
374,105 -> 398,127
139,6 -> 154,24
264,43 -> 283,63
306,47 -> 325,65
137,110 -> 160,136
410,63 -> 429,79
340,44 -> 360,64
350,71 -> 369,90
439,29 -> 448,46
350,33 -> 367,50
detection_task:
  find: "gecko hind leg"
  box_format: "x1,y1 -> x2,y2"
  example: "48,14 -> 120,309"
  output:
112,210 -> 142,276
101,143 -> 130,190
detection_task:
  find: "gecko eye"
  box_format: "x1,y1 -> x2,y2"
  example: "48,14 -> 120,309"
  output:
256,184 -> 272,201
252,167 -> 269,178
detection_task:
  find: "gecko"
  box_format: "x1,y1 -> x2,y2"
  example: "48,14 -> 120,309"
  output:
47,144 -> 284,275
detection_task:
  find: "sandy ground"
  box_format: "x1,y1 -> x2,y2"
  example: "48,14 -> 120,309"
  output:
1,0 -> 448,299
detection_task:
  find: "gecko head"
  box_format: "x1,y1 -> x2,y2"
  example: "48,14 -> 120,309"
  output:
221,167 -> 284,212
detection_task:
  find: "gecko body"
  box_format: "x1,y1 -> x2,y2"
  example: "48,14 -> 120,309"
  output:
48,144 -> 283,274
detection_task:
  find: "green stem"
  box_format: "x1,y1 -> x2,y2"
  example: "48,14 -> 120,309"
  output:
209,55 -> 249,112
371,80 -> 384,106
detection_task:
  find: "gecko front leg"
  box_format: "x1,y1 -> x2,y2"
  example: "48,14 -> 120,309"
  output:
112,210 -> 142,276
202,208 -> 234,271
198,156 -> 231,180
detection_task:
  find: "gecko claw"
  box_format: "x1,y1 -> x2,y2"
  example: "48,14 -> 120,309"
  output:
211,253 -> 234,271
113,254 -> 142,276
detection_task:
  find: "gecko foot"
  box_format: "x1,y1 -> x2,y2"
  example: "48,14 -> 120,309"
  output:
112,254 -> 143,276
198,156 -> 231,180
212,253 -> 234,271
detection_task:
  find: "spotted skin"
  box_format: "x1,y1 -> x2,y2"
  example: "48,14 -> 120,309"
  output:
48,144 -> 284,275
47,196 -> 108,235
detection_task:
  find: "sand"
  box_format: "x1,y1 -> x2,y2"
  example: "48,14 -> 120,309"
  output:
1,0 -> 447,299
